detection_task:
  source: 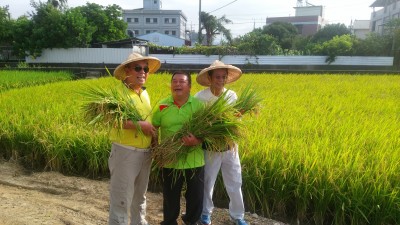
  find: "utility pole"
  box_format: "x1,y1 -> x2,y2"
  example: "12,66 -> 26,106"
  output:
198,0 -> 202,44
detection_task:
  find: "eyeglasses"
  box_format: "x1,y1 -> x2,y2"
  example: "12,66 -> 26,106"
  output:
128,65 -> 150,73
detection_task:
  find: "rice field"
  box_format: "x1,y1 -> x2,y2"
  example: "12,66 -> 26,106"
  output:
0,70 -> 74,92
0,71 -> 399,225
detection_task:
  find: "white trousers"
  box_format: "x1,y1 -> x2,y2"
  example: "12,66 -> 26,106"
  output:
108,143 -> 152,225
202,145 -> 245,220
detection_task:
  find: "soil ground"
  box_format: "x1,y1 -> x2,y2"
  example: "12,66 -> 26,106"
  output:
0,159 -> 287,225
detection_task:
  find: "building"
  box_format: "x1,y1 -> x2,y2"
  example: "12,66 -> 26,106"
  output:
266,4 -> 326,36
137,32 -> 186,47
123,0 -> 189,44
370,0 -> 400,34
351,20 -> 371,39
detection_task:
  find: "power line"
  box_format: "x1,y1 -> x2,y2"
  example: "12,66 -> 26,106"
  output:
207,0 -> 238,14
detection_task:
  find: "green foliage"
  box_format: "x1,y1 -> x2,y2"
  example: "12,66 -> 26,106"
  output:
11,16 -> 33,58
232,29 -> 282,55
76,3 -> 128,44
63,8 -> 96,47
9,1 -> 127,57
0,5 -> 13,45
149,42 -> 239,56
353,33 -> 392,56
312,23 -> 351,43
200,11 -> 232,46
310,34 -> 355,63
263,21 -> 298,49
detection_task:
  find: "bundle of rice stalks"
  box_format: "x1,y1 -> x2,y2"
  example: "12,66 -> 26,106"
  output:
80,84 -> 143,132
233,84 -> 263,115
152,92 -> 242,167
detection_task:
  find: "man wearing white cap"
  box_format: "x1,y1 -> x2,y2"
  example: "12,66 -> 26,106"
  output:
108,53 -> 160,225
195,60 -> 248,225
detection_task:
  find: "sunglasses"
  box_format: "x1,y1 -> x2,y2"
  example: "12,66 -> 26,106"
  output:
129,65 -> 150,73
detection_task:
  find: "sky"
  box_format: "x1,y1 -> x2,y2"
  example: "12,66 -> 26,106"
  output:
2,0 -> 379,38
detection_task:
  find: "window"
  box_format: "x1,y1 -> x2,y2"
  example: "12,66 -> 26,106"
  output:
127,18 -> 132,23
165,31 -> 170,34
172,18 -> 176,23
172,31 -> 176,36
134,18 -> 139,23
146,18 -> 158,24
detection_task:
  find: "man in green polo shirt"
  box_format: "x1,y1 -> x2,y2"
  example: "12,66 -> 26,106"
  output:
152,71 -> 205,225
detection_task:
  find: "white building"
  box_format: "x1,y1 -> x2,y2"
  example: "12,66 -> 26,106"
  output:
123,0 -> 189,44
370,0 -> 400,34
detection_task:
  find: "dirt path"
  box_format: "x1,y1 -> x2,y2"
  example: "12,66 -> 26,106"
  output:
0,159 -> 287,225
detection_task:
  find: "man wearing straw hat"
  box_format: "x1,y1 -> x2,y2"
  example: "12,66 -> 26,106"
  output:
195,60 -> 248,225
108,52 -> 160,225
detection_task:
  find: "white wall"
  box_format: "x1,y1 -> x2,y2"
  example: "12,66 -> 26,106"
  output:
25,48 -> 394,66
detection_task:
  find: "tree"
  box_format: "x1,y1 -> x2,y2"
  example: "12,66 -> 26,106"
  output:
11,1 -> 127,57
233,29 -> 281,55
353,33 -> 391,56
12,16 -> 34,58
263,21 -> 298,49
76,3 -> 128,44
63,8 -> 96,47
0,5 -> 13,45
47,0 -> 68,11
312,23 -> 351,43
28,1 -> 67,57
311,34 -> 355,63
200,11 -> 232,46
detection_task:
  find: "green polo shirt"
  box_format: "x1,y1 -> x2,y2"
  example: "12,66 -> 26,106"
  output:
109,87 -> 152,149
152,95 -> 205,169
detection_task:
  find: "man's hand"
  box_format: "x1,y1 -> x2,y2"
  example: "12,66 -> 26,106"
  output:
138,121 -> 156,136
181,133 -> 202,146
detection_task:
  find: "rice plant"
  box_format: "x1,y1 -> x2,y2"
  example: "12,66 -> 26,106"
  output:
0,73 -> 399,225
151,91 -> 243,167
79,84 -> 143,132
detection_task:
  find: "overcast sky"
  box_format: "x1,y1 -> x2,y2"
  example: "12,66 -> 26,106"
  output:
2,0 -> 378,37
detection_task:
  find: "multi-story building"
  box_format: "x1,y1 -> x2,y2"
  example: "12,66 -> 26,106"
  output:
266,4 -> 326,36
123,0 -> 188,42
370,0 -> 400,34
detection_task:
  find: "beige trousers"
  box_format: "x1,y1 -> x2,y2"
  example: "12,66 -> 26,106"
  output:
108,143 -> 152,225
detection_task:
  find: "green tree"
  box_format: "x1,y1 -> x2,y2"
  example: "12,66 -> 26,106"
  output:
12,16 -> 34,58
263,21 -> 298,49
353,33 -> 391,56
47,0 -> 68,11
312,23 -> 351,43
200,11 -> 232,46
76,3 -> 128,44
233,29 -> 281,55
311,34 -> 355,63
292,35 -> 313,54
63,8 -> 96,47
28,1 -> 67,57
0,5 -> 13,45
